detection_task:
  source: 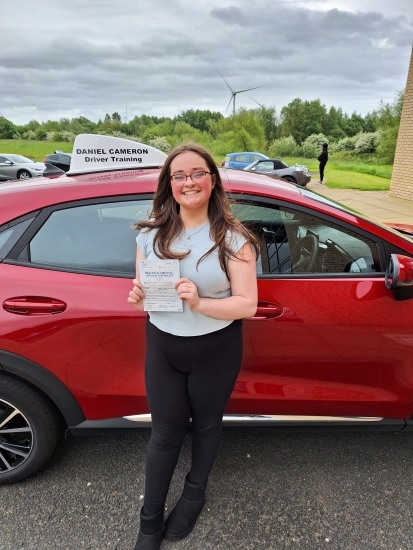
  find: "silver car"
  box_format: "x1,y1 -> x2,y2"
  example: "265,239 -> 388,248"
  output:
0,154 -> 46,181
244,158 -> 311,187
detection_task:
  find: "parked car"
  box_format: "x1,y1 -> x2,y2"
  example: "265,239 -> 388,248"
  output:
43,151 -> 72,172
221,152 -> 269,170
0,154 -> 46,181
1,135 -> 412,485
244,158 -> 311,187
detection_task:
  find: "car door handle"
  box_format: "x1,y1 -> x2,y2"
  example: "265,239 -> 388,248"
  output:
251,301 -> 284,319
3,297 -> 67,315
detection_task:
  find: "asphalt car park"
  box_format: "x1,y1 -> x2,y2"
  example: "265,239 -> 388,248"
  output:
2,431 -> 413,549
244,158 -> 311,187
0,135 -> 412,486
0,153 -> 46,180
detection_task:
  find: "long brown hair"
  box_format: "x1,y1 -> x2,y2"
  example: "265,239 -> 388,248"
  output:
135,143 -> 259,278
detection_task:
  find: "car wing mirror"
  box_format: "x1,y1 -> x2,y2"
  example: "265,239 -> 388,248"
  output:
4,160 -> 13,165
385,253 -> 413,300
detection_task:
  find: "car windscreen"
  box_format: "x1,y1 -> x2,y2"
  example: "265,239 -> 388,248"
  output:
298,187 -> 349,212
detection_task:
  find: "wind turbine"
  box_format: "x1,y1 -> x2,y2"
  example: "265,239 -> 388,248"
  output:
218,71 -> 265,116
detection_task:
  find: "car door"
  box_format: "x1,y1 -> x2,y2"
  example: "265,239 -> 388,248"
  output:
1,197 -> 153,420
227,197 -> 413,422
0,155 -> 15,181
229,154 -> 249,170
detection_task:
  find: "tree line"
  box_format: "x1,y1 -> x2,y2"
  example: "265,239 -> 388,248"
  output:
0,91 -> 403,163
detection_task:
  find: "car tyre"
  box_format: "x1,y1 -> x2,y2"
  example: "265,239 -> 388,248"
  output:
0,373 -> 60,485
18,170 -> 32,180
282,176 -> 296,184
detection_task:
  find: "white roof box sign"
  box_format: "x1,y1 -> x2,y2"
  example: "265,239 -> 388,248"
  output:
69,134 -> 167,175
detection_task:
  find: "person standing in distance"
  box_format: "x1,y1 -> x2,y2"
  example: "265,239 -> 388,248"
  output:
128,143 -> 259,550
317,142 -> 329,184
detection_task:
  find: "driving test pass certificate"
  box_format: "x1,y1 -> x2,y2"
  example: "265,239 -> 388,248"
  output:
138,259 -> 183,312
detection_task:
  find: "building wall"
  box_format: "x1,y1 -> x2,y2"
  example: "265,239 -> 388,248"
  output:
390,47 -> 413,201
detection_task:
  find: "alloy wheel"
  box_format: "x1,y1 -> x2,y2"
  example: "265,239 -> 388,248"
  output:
0,398 -> 33,473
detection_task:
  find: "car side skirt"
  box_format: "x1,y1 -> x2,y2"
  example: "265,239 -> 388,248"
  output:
69,414 -> 407,435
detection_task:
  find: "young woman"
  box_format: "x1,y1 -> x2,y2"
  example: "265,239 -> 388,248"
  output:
317,142 -> 329,184
128,143 -> 259,550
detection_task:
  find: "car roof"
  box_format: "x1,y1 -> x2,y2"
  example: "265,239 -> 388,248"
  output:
227,152 -> 266,155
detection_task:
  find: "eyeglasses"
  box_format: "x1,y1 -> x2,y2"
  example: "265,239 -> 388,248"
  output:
170,171 -> 211,183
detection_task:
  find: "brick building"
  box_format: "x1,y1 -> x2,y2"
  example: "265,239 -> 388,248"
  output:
390,47 -> 413,201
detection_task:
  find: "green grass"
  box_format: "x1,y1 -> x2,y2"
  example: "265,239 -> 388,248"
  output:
0,141 -> 392,191
0,139 -> 72,161
282,156 -> 391,191
317,169 -> 390,190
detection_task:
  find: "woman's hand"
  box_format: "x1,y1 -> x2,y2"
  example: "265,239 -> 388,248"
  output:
128,278 -> 146,310
175,278 -> 200,310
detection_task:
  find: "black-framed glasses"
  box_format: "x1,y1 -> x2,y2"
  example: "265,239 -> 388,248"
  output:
170,171 -> 211,183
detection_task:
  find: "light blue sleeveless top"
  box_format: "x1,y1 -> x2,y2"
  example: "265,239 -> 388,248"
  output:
136,223 -> 246,336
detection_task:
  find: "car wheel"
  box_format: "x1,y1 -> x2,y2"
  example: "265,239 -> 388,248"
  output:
282,176 -> 296,184
0,373 -> 60,485
17,170 -> 32,180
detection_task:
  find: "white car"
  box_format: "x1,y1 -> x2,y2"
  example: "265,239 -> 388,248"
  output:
0,154 -> 46,181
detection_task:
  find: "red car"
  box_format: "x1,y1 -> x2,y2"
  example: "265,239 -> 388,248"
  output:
1,135 -> 413,485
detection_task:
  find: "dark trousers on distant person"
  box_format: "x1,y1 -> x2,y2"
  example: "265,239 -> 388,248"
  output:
142,318 -> 243,516
319,162 -> 327,183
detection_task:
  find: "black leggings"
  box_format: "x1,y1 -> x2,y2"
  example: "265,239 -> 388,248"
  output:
143,319 -> 243,515
319,162 -> 327,182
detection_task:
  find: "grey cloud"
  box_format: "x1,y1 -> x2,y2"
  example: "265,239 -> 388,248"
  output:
1,0 -> 412,124
210,6 -> 248,25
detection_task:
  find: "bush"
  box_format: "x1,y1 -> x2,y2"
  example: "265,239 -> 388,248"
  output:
303,133 -> 328,148
148,137 -> 171,152
376,127 -> 398,163
35,128 -> 47,141
61,131 -> 76,143
336,136 -> 357,151
23,131 -> 37,141
354,132 -> 380,154
298,142 -> 318,159
268,136 -> 298,157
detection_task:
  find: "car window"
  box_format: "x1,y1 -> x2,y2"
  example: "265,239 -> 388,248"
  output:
26,200 -> 153,275
231,201 -> 381,276
0,217 -> 35,260
0,156 -> 9,163
255,161 -> 274,171
233,154 -> 248,163
7,155 -> 31,163
249,154 -> 265,163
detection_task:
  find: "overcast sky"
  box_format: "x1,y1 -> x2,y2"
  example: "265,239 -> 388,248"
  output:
1,0 -> 412,126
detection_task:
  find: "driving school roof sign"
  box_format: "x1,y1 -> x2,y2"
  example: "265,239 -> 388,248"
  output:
68,134 -> 167,175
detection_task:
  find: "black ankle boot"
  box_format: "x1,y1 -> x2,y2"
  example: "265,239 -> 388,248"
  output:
134,507 -> 165,550
165,473 -> 207,541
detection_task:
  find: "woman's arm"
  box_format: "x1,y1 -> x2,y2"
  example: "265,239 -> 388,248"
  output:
176,242 -> 258,320
127,246 -> 147,311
